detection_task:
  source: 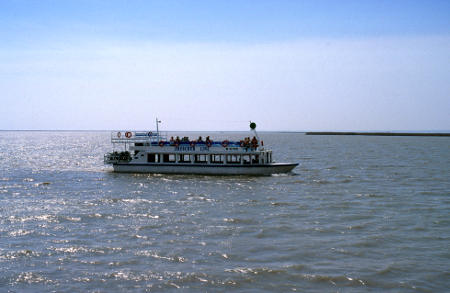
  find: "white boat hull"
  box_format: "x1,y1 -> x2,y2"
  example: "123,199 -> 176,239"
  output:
112,163 -> 298,175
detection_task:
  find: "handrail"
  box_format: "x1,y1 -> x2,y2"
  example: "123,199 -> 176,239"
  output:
110,131 -> 263,150
111,131 -> 167,143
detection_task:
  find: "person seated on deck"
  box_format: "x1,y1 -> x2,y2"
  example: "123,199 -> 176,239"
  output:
251,136 -> 258,148
244,137 -> 250,147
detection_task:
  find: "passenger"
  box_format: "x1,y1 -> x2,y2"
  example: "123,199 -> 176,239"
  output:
170,136 -> 174,144
251,136 -> 258,148
206,136 -> 210,143
175,136 -> 181,144
198,136 -> 203,143
244,137 -> 250,147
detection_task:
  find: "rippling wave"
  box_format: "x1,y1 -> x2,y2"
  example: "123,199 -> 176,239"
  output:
0,131 -> 449,292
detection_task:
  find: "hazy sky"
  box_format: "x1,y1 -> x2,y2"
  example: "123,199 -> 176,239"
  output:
1,0 -> 449,131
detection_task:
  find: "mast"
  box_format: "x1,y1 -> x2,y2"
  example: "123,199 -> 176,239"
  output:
250,121 -> 259,141
156,118 -> 161,141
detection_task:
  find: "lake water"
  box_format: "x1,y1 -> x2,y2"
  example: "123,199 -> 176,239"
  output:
0,131 -> 449,292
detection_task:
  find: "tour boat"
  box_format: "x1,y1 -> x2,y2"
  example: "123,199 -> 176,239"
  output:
104,120 -> 298,175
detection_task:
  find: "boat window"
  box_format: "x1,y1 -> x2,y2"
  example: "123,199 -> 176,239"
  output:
195,154 -> 207,163
163,154 -> 176,163
147,153 -> 158,163
242,155 -> 251,164
179,154 -> 191,163
252,155 -> 259,164
226,155 -> 241,164
210,154 -> 223,164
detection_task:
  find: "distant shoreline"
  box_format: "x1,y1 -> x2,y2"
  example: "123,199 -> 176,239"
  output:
0,130 -> 449,136
306,132 -> 450,137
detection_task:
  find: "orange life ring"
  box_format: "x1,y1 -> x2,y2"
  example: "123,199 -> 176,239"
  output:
159,141 -> 165,147
117,132 -> 121,138
125,131 -> 132,138
222,140 -> 229,147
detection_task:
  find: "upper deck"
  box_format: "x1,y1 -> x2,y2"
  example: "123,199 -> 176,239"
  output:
110,131 -> 265,153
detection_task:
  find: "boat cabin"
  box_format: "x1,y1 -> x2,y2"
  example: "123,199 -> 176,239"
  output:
105,131 -> 273,166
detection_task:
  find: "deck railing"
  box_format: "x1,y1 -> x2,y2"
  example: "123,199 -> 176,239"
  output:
110,131 -> 264,150
111,131 -> 168,143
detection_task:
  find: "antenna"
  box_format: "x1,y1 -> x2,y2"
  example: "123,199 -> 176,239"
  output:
156,118 -> 161,141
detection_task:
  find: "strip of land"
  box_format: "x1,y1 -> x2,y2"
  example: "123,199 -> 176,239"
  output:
305,132 -> 450,137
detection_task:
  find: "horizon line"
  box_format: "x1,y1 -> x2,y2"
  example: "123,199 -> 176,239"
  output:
1,129 -> 450,133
